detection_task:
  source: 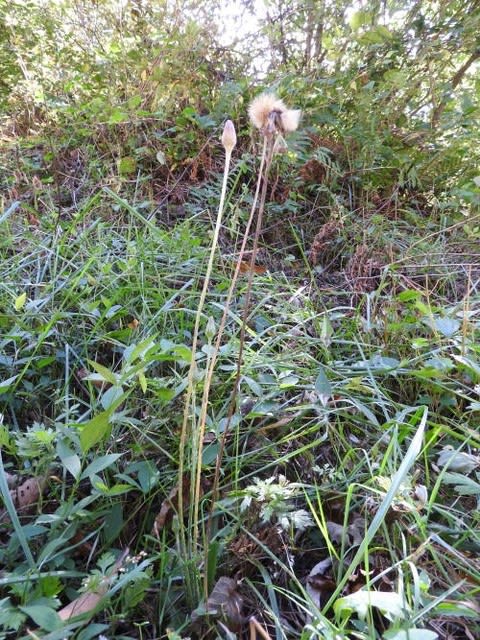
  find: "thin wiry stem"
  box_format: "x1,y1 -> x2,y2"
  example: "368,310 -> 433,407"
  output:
206,134 -> 276,555
177,140 -> 233,596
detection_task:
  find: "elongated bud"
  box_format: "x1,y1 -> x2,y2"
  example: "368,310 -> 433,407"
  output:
205,315 -> 216,342
221,119 -> 237,153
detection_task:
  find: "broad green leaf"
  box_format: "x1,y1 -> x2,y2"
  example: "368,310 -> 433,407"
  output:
127,95 -> 142,109
57,440 -> 81,480
442,472 -> 480,495
335,590 -> 410,621
278,373 -> 299,388
349,10 -> 372,30
425,316 -> 460,337
81,453 -> 123,480
19,605 -> 61,632
397,289 -> 422,303
79,410 -> 112,452
383,69 -> 407,86
79,393 -> 127,452
14,292 -> 26,311
384,629 -> 438,640
352,355 -> 400,371
123,337 -> 157,365
315,366 -> 332,406
437,449 -> 479,474
434,601 -> 480,618
138,371 -> 147,393
0,375 -> 19,394
92,478 -> 131,496
319,314 -> 333,347
86,360 -> 118,385
100,384 -> 124,410
108,108 -> 129,124
359,26 -> 394,44
172,344 -> 192,362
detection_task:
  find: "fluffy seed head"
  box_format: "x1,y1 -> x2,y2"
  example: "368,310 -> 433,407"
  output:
248,92 -> 301,134
280,109 -> 301,133
221,119 -> 237,153
249,93 -> 287,130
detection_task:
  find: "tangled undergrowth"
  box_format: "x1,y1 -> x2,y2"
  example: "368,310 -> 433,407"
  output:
1,124 -> 479,638
1,1 -> 480,638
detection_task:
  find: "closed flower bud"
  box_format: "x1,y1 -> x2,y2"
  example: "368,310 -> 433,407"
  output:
221,119 -> 237,152
205,316 -> 216,341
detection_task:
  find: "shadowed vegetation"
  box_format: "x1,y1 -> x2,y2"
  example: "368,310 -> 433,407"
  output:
0,1 -> 479,638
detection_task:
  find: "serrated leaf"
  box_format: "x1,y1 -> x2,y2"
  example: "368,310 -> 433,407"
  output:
14,292 -> 27,311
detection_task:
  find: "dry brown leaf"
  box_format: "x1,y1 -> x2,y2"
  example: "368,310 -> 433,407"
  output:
238,260 -> 267,275
306,558 -> 335,611
11,476 -> 46,510
192,576 -> 244,632
152,476 -> 191,537
57,548 -> 129,622
0,476 -> 46,524
57,590 -> 106,621
5,472 -> 18,488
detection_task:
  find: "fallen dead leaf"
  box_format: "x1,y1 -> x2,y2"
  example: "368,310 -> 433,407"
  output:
57,590 -> 106,622
238,260 -> 267,275
152,475 -> 191,537
306,558 -> 335,611
57,548 -> 129,622
192,576 -> 244,632
0,476 -> 46,524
